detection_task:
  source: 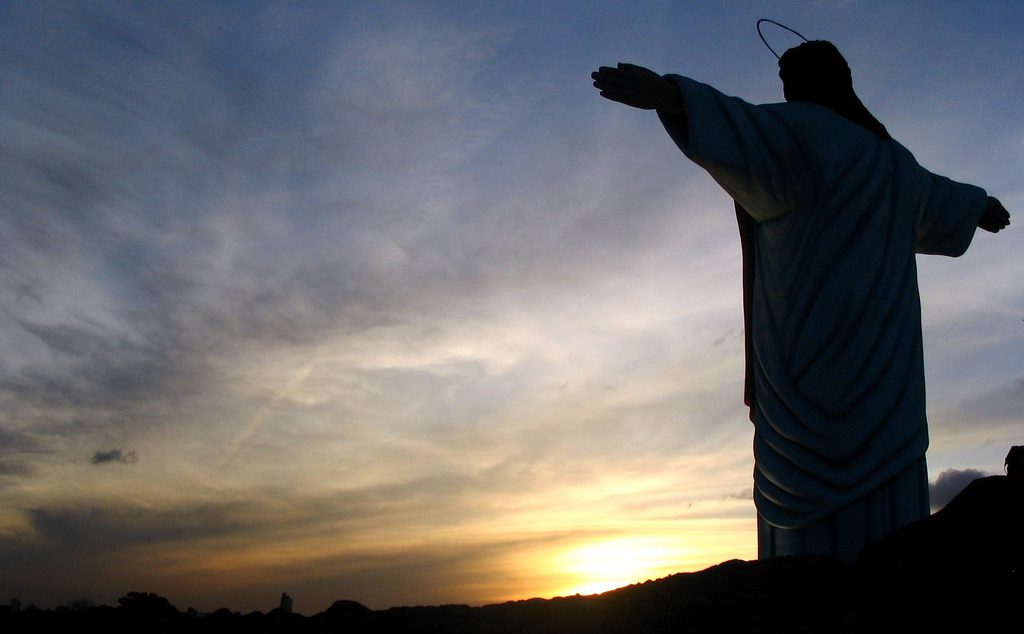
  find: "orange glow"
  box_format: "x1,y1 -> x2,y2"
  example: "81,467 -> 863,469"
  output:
555,536 -> 691,595
507,517 -> 757,602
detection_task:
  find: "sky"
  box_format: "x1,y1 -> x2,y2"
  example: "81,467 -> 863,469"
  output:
1,0 -> 1021,615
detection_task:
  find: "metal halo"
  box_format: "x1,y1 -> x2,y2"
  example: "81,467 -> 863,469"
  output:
757,19 -> 809,59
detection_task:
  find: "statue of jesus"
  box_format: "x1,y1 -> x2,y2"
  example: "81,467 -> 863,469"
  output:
592,40 -> 1010,562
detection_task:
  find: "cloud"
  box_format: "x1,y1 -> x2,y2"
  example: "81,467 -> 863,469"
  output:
26,502 -> 256,551
0,460 -> 35,492
90,448 -> 138,465
927,377 -> 1024,447
0,0 -> 734,465
0,460 -> 34,476
950,378 -> 1024,427
0,499 -> 260,608
0,428 -> 44,453
723,487 -> 753,500
929,468 -> 990,511
0,5 -> 251,442
0,430 -> 46,488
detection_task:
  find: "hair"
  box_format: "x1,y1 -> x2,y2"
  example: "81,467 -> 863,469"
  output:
778,40 -> 891,140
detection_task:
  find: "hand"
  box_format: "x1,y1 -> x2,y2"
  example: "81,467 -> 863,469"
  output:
979,196 -> 1010,233
591,63 -> 683,115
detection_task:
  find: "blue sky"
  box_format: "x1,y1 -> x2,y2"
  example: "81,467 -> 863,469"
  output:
1,0 -> 1021,613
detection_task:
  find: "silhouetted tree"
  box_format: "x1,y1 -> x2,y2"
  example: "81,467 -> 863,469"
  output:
117,591 -> 178,616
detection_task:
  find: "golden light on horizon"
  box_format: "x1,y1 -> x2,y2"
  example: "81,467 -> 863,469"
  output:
509,517 -> 756,603
551,535 -> 696,597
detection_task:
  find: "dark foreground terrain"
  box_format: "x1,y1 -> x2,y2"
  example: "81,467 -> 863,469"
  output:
2,555 -> 1021,634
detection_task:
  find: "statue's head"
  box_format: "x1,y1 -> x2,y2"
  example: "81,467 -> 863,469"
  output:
778,40 -> 890,140
778,41 -> 851,103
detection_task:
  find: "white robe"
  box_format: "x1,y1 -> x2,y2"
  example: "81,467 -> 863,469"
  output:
659,75 -> 987,560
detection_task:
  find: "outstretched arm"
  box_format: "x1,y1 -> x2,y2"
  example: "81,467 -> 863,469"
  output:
591,63 -> 685,116
979,196 -> 1010,233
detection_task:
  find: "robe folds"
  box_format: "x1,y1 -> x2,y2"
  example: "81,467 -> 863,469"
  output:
658,75 -> 987,561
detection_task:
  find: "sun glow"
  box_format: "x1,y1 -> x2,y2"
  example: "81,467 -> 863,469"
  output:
555,536 -> 694,596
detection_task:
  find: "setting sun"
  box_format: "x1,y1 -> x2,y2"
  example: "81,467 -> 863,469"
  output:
556,536 -> 693,596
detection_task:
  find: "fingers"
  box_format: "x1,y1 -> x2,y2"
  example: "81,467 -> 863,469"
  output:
591,74 -> 629,91
592,63 -> 655,82
980,197 -> 1011,233
591,63 -> 665,110
597,90 -> 643,107
615,62 -> 652,72
593,81 -> 646,106
591,67 -> 632,88
979,210 -> 1010,233
591,73 -> 639,101
591,64 -> 652,94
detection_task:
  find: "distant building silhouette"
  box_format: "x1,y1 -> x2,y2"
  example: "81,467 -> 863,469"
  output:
279,592 -> 292,614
